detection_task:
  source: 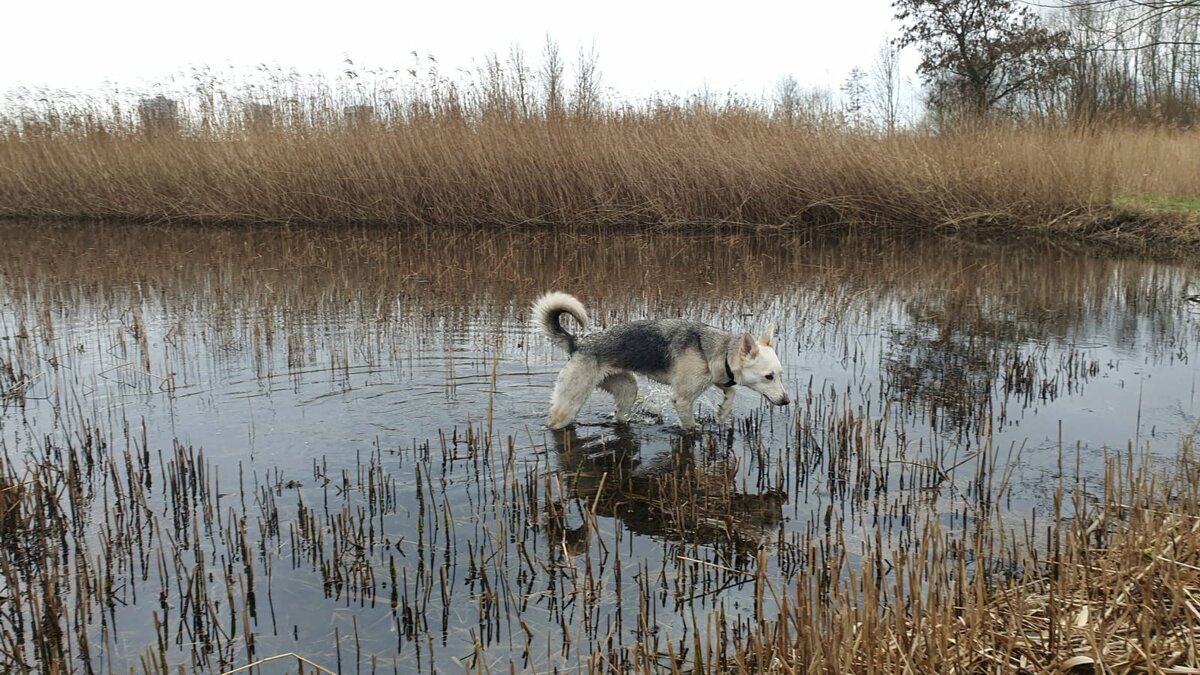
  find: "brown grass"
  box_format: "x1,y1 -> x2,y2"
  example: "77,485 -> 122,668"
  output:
2,92 -> 1199,244
736,442 -> 1200,674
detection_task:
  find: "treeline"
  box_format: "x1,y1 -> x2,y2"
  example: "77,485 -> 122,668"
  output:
1,1 -> 1195,137
1057,0 -> 1200,124
894,0 -> 1200,126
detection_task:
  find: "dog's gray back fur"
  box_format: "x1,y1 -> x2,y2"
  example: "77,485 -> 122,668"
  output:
577,319 -> 731,378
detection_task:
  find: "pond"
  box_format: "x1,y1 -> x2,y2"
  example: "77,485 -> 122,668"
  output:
1,222 -> 1197,673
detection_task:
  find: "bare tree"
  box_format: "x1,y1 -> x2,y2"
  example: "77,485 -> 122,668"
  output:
478,52 -> 511,120
774,75 -> 802,125
508,45 -> 533,119
773,76 -> 839,127
842,67 -> 870,127
871,37 -> 903,132
571,45 -> 603,118
893,0 -> 1070,119
541,36 -> 565,119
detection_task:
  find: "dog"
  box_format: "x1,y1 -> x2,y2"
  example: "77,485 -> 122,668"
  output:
532,292 -> 790,430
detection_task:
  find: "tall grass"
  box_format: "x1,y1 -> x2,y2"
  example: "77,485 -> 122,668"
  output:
1,63 -> 1198,239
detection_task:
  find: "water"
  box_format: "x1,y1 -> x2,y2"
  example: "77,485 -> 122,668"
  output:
1,222 -> 1197,672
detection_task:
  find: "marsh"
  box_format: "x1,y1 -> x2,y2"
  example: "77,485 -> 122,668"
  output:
1,222 -> 1197,672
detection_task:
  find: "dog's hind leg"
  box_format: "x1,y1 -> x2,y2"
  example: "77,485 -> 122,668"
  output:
672,381 -> 713,431
548,359 -> 605,429
672,394 -> 698,431
599,372 -> 638,423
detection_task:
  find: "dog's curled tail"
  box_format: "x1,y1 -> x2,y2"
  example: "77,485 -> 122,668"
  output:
532,292 -> 588,354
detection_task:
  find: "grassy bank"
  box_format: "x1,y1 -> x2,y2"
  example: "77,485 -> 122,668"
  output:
2,85 -> 1199,244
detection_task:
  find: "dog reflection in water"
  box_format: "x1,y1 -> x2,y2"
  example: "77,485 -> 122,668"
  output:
544,426 -> 786,557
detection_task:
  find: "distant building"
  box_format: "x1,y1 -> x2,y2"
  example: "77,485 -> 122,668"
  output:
343,105 -> 375,126
138,95 -> 179,135
246,103 -> 275,129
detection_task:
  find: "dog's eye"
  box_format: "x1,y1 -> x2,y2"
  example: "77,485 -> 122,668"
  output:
765,374 -> 774,381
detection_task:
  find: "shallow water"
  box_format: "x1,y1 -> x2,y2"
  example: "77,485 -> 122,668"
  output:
1,222 -> 1197,672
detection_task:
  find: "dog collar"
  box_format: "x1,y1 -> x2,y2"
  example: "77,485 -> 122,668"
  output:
722,357 -> 736,387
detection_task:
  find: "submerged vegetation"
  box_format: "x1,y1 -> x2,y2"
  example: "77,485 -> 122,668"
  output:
0,224 -> 1198,672
3,397 -> 1198,673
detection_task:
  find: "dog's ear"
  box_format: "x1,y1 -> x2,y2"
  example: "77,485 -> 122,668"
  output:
739,333 -> 760,361
758,323 -> 775,347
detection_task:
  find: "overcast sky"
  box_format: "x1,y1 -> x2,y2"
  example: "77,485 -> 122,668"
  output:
2,0 -> 908,101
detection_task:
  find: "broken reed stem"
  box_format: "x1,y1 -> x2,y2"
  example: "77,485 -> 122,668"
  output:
220,652 -> 337,675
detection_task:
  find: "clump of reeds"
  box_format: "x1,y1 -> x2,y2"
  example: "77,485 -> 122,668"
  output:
1,61 -> 1197,243
0,474 -> 23,539
736,441 -> 1200,674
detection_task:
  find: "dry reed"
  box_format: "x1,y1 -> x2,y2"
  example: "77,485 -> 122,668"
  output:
747,441 -> 1200,674
1,78 -> 1199,243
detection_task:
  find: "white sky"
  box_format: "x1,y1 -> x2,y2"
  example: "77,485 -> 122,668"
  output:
2,0 -> 908,101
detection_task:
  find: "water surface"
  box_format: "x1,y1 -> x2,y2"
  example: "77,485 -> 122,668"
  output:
1,223 -> 1196,672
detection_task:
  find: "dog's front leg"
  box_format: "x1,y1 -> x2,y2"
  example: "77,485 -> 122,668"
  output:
716,387 -> 735,422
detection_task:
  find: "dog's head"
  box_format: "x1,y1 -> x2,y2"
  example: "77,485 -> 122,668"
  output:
736,324 -> 790,407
